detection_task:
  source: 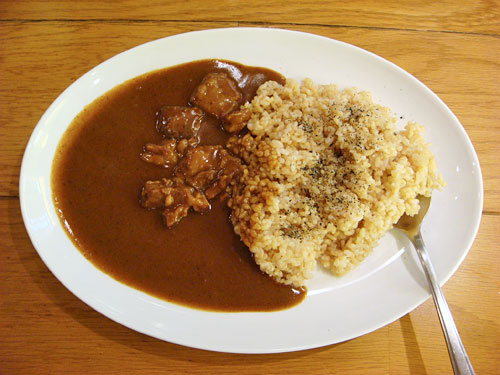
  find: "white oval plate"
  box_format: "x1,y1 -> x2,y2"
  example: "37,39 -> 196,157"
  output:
20,28 -> 483,353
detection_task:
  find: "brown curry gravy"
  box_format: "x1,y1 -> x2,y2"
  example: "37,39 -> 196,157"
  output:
51,59 -> 306,311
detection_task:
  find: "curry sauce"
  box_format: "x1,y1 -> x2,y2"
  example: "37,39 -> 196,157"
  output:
51,59 -> 306,311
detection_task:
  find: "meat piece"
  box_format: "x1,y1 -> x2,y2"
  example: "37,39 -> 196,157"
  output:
205,150 -> 242,199
176,137 -> 199,156
190,73 -> 242,118
186,169 -> 219,191
140,139 -> 178,168
156,106 -> 204,139
223,107 -> 251,134
176,146 -> 223,190
163,205 -> 191,228
140,137 -> 200,168
176,145 -> 241,197
140,177 -> 210,227
140,180 -> 168,209
162,184 -> 210,227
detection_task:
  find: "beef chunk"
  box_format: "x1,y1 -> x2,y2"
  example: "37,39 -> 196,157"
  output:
140,139 -> 179,168
205,150 -> 242,199
176,145 -> 241,197
176,146 -> 223,190
190,73 -> 242,118
177,146 -> 223,178
176,137 -> 199,156
140,177 -> 210,227
140,180 -> 168,209
223,107 -> 251,134
140,137 -> 200,168
156,106 -> 204,139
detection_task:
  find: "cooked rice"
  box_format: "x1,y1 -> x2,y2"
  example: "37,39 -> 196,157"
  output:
227,79 -> 445,287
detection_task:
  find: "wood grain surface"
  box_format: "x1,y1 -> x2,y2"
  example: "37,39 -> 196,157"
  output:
1,1 -> 499,374
1,0 -> 499,34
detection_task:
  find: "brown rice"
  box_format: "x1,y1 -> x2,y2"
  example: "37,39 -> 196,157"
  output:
227,78 -> 445,287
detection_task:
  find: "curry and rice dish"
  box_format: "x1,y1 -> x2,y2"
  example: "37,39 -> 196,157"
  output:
51,59 -> 444,311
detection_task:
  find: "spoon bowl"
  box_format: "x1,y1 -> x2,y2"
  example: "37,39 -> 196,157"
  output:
395,195 -> 431,240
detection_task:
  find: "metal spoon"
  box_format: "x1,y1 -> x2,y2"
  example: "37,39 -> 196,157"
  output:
395,195 -> 475,375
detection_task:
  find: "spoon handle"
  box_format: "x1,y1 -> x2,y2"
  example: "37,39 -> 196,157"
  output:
413,232 -> 475,375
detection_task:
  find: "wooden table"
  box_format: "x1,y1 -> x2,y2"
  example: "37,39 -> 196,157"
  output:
1,1 -> 499,374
